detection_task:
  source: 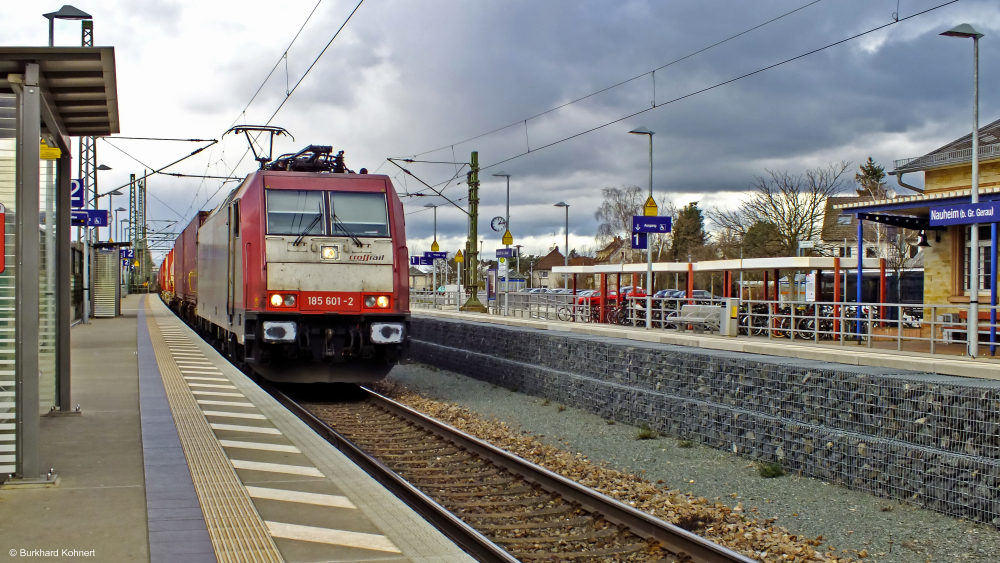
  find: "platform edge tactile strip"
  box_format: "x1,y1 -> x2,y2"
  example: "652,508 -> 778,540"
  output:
148,297 -> 477,563
144,299 -> 285,563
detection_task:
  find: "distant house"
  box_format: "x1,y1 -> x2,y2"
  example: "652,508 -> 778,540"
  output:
820,196 -> 887,258
595,237 -> 628,265
409,267 -> 430,290
531,247 -> 565,288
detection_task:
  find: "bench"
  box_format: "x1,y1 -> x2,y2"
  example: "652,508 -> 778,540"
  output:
660,304 -> 722,333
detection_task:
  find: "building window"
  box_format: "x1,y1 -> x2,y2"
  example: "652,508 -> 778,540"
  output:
836,214 -> 852,225
541,271 -> 548,278
964,226 -> 993,293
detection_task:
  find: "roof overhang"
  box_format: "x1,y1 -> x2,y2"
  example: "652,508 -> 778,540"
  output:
0,47 -> 120,139
834,186 -> 1000,215
556,257 -> 882,275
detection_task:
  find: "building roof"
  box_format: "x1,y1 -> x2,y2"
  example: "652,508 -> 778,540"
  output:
595,237 -> 626,264
533,247 -> 565,271
569,256 -> 595,267
821,196 -> 868,241
0,47 -> 120,138
408,267 -> 427,276
893,117 -> 1000,173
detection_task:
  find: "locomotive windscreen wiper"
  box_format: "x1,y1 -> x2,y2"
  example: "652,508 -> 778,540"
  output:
332,213 -> 363,247
293,201 -> 324,246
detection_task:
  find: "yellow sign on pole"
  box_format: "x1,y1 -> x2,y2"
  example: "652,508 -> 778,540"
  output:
454,249 -> 464,263
502,230 -> 513,245
40,139 -> 61,160
643,196 -> 658,217
499,257 -> 505,263
431,240 -> 439,252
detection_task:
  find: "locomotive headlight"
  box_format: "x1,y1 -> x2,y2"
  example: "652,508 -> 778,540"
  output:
364,295 -> 376,308
321,246 -> 339,260
376,295 -> 390,308
270,294 -> 284,307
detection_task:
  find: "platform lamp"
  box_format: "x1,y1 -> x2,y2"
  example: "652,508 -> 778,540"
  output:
424,202 -> 439,302
43,5 -> 92,47
115,207 -> 126,242
554,202 -> 569,289
492,171 -> 512,315
629,126 -> 655,329
942,23 -> 985,358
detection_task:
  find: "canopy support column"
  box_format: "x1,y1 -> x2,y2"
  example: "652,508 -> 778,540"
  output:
833,258 -> 841,337
686,263 -> 693,304
879,258 -> 887,326
992,223 -> 998,356
856,216 -> 864,341
600,273 -> 607,324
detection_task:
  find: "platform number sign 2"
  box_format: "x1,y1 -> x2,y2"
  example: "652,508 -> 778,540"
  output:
70,179 -> 84,209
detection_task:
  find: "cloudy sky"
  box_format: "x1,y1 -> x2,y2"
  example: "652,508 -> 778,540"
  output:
8,0 -> 1000,260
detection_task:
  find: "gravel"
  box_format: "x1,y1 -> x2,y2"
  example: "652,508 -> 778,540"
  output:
387,363 -> 1000,563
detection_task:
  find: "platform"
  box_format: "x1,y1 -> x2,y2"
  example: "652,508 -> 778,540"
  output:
416,309 -> 1000,381
0,295 -> 475,563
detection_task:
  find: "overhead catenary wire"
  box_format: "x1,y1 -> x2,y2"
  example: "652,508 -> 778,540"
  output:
405,0 -> 826,160
401,0 -> 957,197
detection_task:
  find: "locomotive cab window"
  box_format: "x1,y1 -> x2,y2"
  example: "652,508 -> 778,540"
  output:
329,192 -> 389,237
266,190 -> 326,235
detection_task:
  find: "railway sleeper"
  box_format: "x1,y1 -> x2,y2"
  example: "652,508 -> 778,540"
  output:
490,527 -> 621,545
387,455 -> 474,466
445,495 -> 560,509
433,485 -> 534,498
510,542 -> 654,560
417,477 -> 518,490
476,516 -> 592,531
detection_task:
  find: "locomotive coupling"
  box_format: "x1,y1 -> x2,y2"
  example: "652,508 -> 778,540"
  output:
370,322 -> 405,344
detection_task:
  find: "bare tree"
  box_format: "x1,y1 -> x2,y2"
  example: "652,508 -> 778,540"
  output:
595,186 -> 644,244
709,162 -> 850,256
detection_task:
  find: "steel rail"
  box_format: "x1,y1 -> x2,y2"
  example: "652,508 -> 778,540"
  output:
256,379 -> 519,563
262,380 -> 754,563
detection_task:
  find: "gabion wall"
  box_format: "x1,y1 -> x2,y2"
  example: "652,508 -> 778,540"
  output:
410,316 -> 1000,526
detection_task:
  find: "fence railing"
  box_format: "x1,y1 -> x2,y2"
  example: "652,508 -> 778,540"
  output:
411,289 -> 1000,357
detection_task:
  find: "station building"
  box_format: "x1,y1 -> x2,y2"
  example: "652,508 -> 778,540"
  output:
838,118 -> 1000,305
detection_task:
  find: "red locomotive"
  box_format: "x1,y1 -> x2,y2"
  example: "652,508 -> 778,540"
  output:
161,143 -> 410,383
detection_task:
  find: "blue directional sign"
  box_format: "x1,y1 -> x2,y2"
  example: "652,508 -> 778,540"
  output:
71,209 -> 110,227
424,251 -> 448,260
70,179 -> 84,209
632,216 -> 672,233
929,201 -> 1000,226
496,248 -> 517,258
631,232 -> 647,250
120,248 -> 134,259
410,256 -> 433,266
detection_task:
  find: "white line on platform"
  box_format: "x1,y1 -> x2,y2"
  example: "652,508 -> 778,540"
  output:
219,440 -> 301,453
231,459 -> 325,477
187,383 -> 238,390
264,521 -> 399,553
192,390 -> 245,398
176,361 -> 216,367
198,400 -> 255,408
180,370 -> 224,376
184,376 -> 229,382
210,423 -> 282,435
246,486 -> 354,508
202,410 -> 267,420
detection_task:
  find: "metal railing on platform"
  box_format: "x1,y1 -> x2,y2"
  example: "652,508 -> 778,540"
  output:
410,289 -> 1000,357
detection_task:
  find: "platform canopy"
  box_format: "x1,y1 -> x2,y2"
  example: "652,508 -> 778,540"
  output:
0,47 -> 120,142
553,256 -> 883,275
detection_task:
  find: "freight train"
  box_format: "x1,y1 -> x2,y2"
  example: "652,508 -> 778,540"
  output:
160,144 -> 410,383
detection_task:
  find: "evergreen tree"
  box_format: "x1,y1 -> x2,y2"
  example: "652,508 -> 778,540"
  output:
671,202 -> 706,261
855,157 -> 888,199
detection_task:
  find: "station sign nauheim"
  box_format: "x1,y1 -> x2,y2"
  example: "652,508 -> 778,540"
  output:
928,201 -> 1000,227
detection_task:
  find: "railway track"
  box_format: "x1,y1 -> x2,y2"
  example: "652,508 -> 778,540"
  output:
261,383 -> 755,563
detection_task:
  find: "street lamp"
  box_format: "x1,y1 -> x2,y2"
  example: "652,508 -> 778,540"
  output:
942,23 -> 984,358
424,203 -> 439,303
629,126 -> 655,329
115,207 -> 126,242
493,171 -> 512,315
43,5 -> 91,46
554,202 -> 569,289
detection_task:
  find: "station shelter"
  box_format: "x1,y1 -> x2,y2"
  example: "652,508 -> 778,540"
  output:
836,118 -> 1000,342
0,47 -> 120,483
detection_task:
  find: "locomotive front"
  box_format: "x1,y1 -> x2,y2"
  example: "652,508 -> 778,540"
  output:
195,151 -> 410,383
251,172 -> 409,382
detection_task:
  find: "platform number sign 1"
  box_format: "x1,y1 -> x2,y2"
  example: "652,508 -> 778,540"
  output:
631,232 -> 647,250
70,179 -> 84,209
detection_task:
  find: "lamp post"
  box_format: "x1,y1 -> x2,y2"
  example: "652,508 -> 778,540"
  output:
554,202 -> 569,289
43,5 -> 92,46
493,171 -> 511,315
942,23 -> 984,358
115,207 -> 126,242
629,126 -> 655,329
424,203 -> 439,306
